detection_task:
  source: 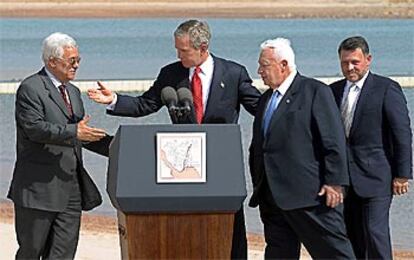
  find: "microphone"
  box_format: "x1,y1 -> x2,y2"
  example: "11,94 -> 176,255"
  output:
177,87 -> 193,115
161,86 -> 178,113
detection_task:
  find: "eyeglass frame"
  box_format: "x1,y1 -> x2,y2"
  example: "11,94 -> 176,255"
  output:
54,56 -> 82,66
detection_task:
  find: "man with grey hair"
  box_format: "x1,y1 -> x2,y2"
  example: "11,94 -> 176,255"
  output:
249,38 -> 355,259
8,32 -> 111,259
87,19 -> 260,258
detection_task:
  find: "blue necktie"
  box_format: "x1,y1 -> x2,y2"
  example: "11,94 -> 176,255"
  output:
263,90 -> 281,135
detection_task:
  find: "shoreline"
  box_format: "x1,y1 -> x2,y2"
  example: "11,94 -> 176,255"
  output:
1,1 -> 413,19
1,201 -> 414,258
1,76 -> 414,94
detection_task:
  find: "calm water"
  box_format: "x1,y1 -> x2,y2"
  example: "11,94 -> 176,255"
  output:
0,19 -> 413,81
0,18 -> 413,250
0,90 -> 413,250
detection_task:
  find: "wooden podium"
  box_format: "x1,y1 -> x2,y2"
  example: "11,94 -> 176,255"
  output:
107,125 -> 246,259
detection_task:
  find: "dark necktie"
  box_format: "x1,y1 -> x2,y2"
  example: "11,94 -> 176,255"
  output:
58,84 -> 73,117
262,90 -> 281,135
191,66 -> 203,124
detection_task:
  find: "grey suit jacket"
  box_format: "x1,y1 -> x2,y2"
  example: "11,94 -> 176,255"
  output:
8,68 -> 111,212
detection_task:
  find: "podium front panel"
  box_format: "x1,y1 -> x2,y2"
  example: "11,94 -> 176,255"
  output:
107,124 -> 246,213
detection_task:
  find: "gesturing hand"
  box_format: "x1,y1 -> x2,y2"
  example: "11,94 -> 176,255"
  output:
87,81 -> 115,104
318,184 -> 344,208
77,115 -> 106,142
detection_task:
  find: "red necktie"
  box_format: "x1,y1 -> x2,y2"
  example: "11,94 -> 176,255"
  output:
58,85 -> 73,117
191,66 -> 203,124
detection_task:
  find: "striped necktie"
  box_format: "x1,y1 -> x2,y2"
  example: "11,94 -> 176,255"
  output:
341,84 -> 360,137
58,84 -> 73,117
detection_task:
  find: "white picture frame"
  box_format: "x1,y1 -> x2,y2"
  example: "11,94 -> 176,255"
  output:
156,132 -> 206,183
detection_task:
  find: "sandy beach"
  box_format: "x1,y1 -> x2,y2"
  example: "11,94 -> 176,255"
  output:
0,0 -> 413,18
1,201 -> 414,259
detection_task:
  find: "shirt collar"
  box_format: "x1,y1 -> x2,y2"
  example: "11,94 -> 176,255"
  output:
346,70 -> 369,90
190,54 -> 214,76
44,67 -> 64,89
275,69 -> 297,96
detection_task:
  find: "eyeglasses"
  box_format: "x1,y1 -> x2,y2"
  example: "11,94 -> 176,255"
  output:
56,56 -> 81,66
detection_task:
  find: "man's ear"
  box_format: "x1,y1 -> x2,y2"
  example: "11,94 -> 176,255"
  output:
366,54 -> 372,65
200,43 -> 208,54
281,60 -> 288,69
48,58 -> 56,68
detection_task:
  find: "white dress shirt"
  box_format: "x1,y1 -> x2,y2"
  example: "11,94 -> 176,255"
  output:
189,54 -> 214,112
341,70 -> 369,110
45,67 -> 71,104
274,69 -> 297,97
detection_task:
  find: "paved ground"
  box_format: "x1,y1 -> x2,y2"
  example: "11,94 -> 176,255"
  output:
0,222 -> 268,260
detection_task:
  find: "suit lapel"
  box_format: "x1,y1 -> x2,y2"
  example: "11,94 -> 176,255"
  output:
349,72 -> 375,136
332,80 -> 346,108
264,73 -> 302,138
203,56 -> 225,122
39,69 -> 72,119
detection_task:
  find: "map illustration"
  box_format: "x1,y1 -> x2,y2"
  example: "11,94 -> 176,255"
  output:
157,132 -> 206,183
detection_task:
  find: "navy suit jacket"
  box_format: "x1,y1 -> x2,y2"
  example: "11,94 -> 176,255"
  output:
249,73 -> 348,210
330,72 -> 412,198
108,55 -> 261,123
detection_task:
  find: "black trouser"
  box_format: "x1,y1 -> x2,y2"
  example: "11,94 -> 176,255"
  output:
14,176 -> 82,259
231,206 -> 247,259
344,186 -> 393,260
258,179 -> 355,260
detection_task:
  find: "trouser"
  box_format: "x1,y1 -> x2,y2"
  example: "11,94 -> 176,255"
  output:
14,176 -> 82,259
258,179 -> 355,259
344,186 -> 393,260
231,206 -> 247,259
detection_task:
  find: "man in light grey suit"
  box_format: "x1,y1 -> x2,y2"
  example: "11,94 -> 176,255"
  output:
7,32 -> 111,259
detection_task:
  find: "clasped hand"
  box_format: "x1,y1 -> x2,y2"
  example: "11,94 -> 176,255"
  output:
393,177 -> 409,195
318,184 -> 344,208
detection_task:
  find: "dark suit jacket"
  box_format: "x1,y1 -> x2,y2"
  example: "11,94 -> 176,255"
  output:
330,72 -> 412,198
249,73 -> 348,210
108,55 -> 261,123
8,68 -> 111,212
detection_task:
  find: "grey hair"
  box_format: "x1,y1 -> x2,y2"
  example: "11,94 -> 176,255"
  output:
260,37 -> 296,70
174,20 -> 211,49
42,32 -> 78,64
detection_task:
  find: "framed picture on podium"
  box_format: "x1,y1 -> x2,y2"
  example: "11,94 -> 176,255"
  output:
156,132 -> 206,183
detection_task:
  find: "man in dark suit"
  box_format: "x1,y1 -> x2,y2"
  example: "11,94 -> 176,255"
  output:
87,19 -> 261,259
249,37 -> 355,259
330,36 -> 412,259
8,32 -> 111,259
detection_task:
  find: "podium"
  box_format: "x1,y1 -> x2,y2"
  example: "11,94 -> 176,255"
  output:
107,124 -> 247,259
